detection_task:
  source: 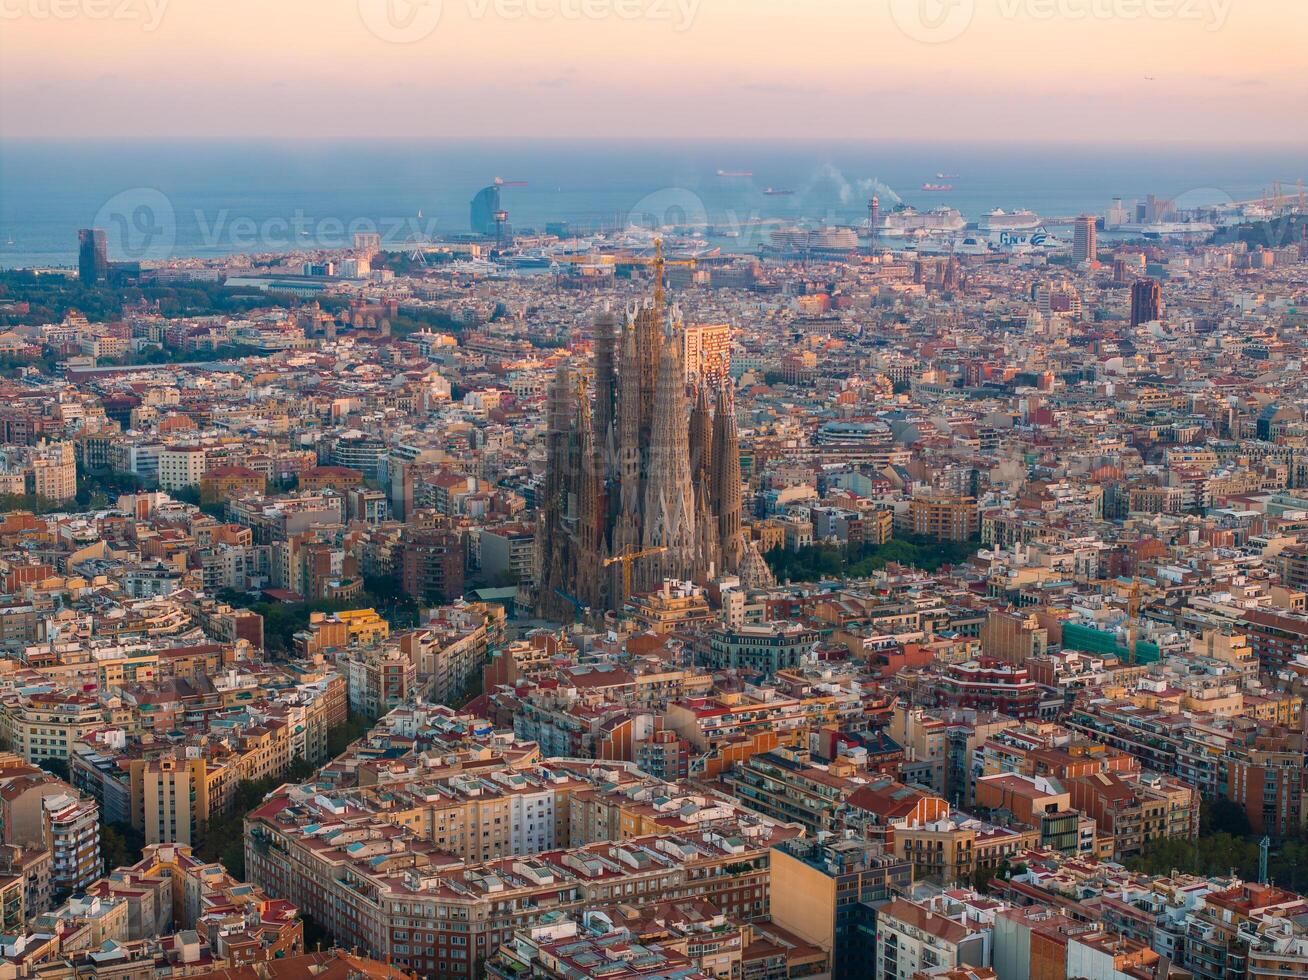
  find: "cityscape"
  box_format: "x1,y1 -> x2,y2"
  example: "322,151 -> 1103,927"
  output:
0,3 -> 1307,980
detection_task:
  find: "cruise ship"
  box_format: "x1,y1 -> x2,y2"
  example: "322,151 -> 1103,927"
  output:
767,226 -> 860,253
978,209 -> 1043,233
874,207 -> 967,239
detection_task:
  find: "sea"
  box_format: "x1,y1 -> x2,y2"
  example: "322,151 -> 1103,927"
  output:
0,139 -> 1304,269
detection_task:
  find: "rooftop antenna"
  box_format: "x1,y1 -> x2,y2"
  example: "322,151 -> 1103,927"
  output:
1259,835 -> 1270,884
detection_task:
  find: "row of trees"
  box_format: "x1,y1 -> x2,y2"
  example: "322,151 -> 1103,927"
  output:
764,533 -> 982,583
1124,799 -> 1308,892
0,270 -> 301,327
217,575 -> 420,654
97,712 -> 374,878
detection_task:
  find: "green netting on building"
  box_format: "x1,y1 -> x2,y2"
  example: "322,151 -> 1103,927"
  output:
1061,622 -> 1160,664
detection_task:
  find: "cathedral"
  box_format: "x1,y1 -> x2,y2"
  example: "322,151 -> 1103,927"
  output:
535,297 -> 749,621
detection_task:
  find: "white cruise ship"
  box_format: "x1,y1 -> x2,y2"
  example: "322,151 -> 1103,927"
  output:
978,209 -> 1043,232
875,207 -> 966,238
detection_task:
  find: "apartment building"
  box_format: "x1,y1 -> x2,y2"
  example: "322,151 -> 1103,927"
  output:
41,792 -> 102,894
769,837 -> 911,979
245,774 -> 800,979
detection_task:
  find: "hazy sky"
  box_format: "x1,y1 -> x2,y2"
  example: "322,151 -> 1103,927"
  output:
2,0 -> 1305,142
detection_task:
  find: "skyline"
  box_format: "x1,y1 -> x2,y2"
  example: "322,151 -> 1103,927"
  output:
1,0 -> 1306,142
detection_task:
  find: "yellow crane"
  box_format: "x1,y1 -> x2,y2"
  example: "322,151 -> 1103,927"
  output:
624,238 -> 698,308
603,545 -> 667,602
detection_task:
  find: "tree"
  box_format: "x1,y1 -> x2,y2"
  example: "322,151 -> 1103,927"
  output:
1202,798 -> 1253,838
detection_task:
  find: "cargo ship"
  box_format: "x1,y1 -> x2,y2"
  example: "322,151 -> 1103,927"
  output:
762,187 -> 794,196
921,183 -> 954,192
716,169 -> 753,177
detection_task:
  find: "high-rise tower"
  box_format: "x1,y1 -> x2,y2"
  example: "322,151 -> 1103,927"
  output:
1130,278 -> 1162,326
78,229 -> 108,285
1073,215 -> 1097,265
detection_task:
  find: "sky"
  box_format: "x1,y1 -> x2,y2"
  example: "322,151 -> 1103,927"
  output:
1,0 -> 1305,142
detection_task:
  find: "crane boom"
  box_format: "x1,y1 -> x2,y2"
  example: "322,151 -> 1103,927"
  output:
602,546 -> 668,603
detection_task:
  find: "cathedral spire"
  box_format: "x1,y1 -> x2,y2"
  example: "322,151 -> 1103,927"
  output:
574,372 -> 607,610
712,383 -> 745,575
610,321 -> 644,604
592,309 -> 618,455
535,361 -> 578,619
640,331 -> 697,590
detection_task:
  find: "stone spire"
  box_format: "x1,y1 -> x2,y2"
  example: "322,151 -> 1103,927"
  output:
739,540 -> 776,590
609,321 -> 643,603
633,303 -> 662,458
689,383 -> 713,488
711,384 -> 745,574
592,309 -> 618,454
573,375 -> 606,610
535,361 -> 576,619
640,331 -> 697,590
689,384 -> 718,578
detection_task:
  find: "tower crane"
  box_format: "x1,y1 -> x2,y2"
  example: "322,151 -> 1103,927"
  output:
603,545 -> 667,604
624,238 -> 698,308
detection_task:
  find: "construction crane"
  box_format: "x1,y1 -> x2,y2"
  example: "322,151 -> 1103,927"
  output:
1126,575 -> 1142,665
623,238 -> 698,307
603,545 -> 667,603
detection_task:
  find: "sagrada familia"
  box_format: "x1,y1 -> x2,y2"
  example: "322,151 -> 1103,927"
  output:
535,296 -> 773,621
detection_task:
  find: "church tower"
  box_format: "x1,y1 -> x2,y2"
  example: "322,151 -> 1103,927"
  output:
535,361 -> 577,619
711,384 -> 745,574
640,331 -> 697,589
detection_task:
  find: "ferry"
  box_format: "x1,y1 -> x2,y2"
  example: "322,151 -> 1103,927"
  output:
905,225 -> 1066,255
921,183 -> 954,192
716,169 -> 753,178
936,172 -> 960,179
762,187 -> 795,196
1118,221 -> 1216,240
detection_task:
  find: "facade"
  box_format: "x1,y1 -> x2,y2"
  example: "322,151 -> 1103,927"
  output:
909,494 -> 979,542
158,446 -> 208,490
42,792 -> 102,894
78,229 -> 108,284
876,897 -> 989,980
1072,216 -> 1097,264
768,837 -> 913,980
703,622 -> 819,675
400,525 -> 465,601
1130,278 -> 1162,326
29,441 -> 77,501
245,766 -> 799,980
536,309 -> 745,618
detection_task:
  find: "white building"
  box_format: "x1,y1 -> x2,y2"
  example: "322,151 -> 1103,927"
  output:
158,446 -> 208,490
